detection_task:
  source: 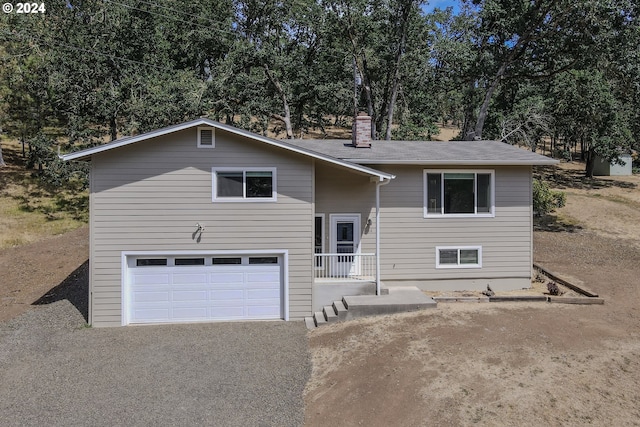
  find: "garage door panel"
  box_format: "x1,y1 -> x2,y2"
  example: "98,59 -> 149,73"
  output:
132,291 -> 170,303
210,272 -> 245,284
211,306 -> 245,318
172,273 -> 208,285
247,289 -> 280,299
127,256 -> 283,324
212,289 -> 245,300
173,307 -> 208,319
246,269 -> 280,283
133,308 -> 170,322
171,290 -> 209,302
132,273 -> 170,285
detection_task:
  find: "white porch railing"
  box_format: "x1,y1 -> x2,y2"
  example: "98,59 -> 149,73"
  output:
314,253 -> 376,281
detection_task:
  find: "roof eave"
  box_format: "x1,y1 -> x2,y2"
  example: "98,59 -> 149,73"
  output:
344,159 -> 560,166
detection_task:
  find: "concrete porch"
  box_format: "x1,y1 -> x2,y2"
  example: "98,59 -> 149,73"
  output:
305,286 -> 437,330
312,278 -> 379,312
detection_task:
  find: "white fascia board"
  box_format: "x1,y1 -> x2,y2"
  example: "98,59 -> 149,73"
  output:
60,118 -> 395,180
60,119 -> 211,160
345,159 -> 560,166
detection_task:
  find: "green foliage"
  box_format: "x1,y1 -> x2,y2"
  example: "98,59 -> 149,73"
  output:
27,133 -> 89,189
0,0 -> 638,185
533,179 -> 566,216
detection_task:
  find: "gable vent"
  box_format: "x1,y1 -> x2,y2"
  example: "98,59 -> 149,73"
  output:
198,127 -> 215,148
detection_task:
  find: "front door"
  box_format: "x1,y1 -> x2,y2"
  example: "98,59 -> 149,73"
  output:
330,214 -> 361,277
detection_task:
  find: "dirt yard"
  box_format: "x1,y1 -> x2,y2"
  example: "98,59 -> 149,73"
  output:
305,164 -> 640,426
0,226 -> 89,322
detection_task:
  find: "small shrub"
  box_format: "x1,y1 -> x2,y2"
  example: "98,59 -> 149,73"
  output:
547,281 -> 562,296
533,179 -> 566,216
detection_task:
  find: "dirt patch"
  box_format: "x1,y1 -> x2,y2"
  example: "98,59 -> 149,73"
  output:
0,226 -> 89,322
305,232 -> 640,426
306,165 -> 640,426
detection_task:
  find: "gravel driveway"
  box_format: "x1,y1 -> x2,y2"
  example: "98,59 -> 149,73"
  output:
0,299 -> 310,427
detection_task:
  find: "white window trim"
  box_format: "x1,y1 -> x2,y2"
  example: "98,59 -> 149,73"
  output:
435,246 -> 482,269
197,127 -> 215,148
314,213 -> 325,270
212,167 -> 277,202
423,169 -> 495,218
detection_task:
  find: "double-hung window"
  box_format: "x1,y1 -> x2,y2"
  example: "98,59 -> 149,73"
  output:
424,170 -> 494,217
212,167 -> 277,202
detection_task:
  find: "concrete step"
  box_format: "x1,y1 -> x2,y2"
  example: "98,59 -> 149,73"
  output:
333,300 -> 348,321
304,316 -> 316,330
313,311 -> 327,327
342,287 -> 437,320
323,305 -> 338,322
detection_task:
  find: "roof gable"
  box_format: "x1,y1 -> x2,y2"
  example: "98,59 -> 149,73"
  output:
60,118 -> 395,181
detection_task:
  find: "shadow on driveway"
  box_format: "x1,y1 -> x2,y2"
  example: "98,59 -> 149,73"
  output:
32,259 -> 89,323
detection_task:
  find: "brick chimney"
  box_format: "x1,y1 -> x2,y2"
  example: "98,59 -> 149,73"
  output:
352,112 -> 372,148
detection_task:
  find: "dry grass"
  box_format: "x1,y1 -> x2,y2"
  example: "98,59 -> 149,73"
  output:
0,138 -> 87,249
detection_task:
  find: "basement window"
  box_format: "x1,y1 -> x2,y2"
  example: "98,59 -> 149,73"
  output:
436,246 -> 482,269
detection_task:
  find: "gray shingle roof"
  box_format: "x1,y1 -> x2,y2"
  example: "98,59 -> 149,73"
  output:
286,139 -> 558,166
59,118 -> 394,180
60,117 -> 556,169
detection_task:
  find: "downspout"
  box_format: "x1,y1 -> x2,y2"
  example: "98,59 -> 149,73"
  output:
375,177 -> 392,296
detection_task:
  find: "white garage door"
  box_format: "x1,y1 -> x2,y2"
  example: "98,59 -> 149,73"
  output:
127,255 -> 282,324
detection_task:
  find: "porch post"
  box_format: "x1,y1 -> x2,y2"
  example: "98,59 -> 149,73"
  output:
375,178 -> 391,295
376,181 -> 381,295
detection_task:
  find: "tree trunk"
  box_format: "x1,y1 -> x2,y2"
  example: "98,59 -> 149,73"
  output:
0,142 -> 5,167
385,79 -> 400,141
384,0 -> 412,141
471,63 -> 506,140
358,55 -> 376,139
264,65 -> 294,139
110,116 -> 118,142
585,149 -> 596,178
349,40 -> 375,138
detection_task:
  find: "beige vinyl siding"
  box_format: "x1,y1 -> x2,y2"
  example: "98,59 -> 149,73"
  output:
374,165 -> 532,288
90,128 -> 313,326
314,162 -> 377,254
314,163 -> 533,290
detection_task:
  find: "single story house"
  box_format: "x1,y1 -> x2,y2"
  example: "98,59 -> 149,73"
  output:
62,116 -> 557,327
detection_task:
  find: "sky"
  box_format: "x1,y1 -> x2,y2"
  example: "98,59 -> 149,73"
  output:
422,0 -> 461,15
